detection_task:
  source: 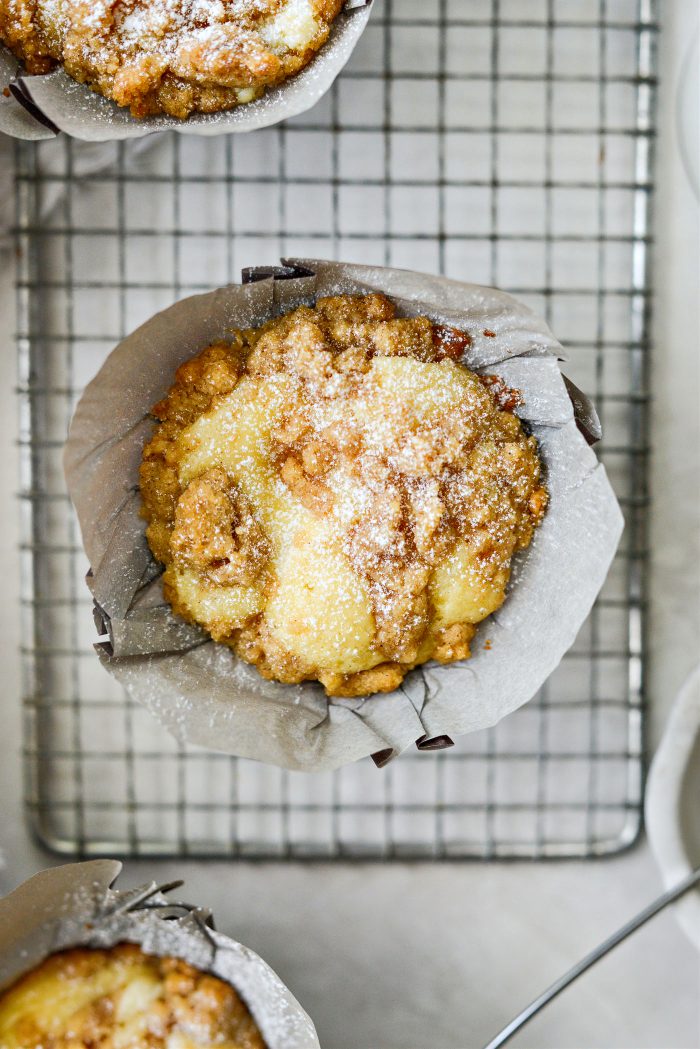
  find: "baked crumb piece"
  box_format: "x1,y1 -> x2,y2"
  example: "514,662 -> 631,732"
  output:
319,662 -> 407,698
0,0 -> 344,119
140,292 -> 548,697
0,944 -> 265,1048
432,621 -> 476,663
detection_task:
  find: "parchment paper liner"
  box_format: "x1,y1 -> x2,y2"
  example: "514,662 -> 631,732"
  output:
64,259 -> 624,772
0,860 -> 319,1049
0,1 -> 372,142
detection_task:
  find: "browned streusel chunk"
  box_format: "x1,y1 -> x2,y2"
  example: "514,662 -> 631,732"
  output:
0,944 -> 265,1048
140,292 -> 548,697
0,0 -> 344,119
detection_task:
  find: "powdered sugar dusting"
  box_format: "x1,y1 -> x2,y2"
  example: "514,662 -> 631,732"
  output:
142,294 -> 547,698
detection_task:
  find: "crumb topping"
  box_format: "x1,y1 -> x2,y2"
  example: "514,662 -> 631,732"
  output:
0,0 -> 343,118
0,944 -> 265,1048
140,292 -> 548,698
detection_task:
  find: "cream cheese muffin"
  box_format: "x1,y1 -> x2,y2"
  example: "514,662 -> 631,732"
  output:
0,0 -> 344,119
140,292 -> 547,698
0,943 -> 265,1048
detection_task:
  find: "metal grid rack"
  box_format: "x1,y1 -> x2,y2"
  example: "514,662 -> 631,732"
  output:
15,0 -> 656,860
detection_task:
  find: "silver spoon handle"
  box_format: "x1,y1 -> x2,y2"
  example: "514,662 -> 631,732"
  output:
483,865 -> 700,1049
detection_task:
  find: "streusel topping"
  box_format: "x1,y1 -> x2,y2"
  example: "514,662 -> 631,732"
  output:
140,293 -> 547,697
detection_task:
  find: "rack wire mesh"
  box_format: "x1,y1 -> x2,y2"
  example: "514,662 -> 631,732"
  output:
15,0 -> 656,859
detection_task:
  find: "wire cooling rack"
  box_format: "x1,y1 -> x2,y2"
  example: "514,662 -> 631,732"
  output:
15,0 -> 656,859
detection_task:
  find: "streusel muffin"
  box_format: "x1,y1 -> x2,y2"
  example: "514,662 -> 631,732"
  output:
140,293 -> 547,698
0,0 -> 344,119
0,943 -> 264,1048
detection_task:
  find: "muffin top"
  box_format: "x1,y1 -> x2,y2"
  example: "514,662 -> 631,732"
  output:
0,943 -> 264,1048
140,292 -> 547,698
0,0 -> 344,118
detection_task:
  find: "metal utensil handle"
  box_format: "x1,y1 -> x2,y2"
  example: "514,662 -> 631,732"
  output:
483,866 -> 700,1049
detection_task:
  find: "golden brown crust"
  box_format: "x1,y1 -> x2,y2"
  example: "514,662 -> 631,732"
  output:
140,292 -> 548,697
0,0 -> 344,119
0,944 -> 265,1048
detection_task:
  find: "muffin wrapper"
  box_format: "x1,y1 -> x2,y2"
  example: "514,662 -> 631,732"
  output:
0,1 -> 372,142
0,861 -> 319,1048
64,259 -> 624,771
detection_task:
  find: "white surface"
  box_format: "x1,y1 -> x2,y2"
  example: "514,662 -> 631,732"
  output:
647,663 -> 700,952
676,30 -> 699,199
649,4 -> 700,753
0,3 -> 699,1047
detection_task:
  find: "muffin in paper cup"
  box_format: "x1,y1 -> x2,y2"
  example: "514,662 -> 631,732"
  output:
64,259 -> 624,771
0,1 -> 372,142
0,860 -> 319,1048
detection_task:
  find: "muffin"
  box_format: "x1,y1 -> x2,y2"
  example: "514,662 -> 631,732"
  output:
66,261 -> 622,768
0,943 -> 265,1048
0,862 -> 317,1046
140,292 -> 547,698
0,0 -> 345,119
